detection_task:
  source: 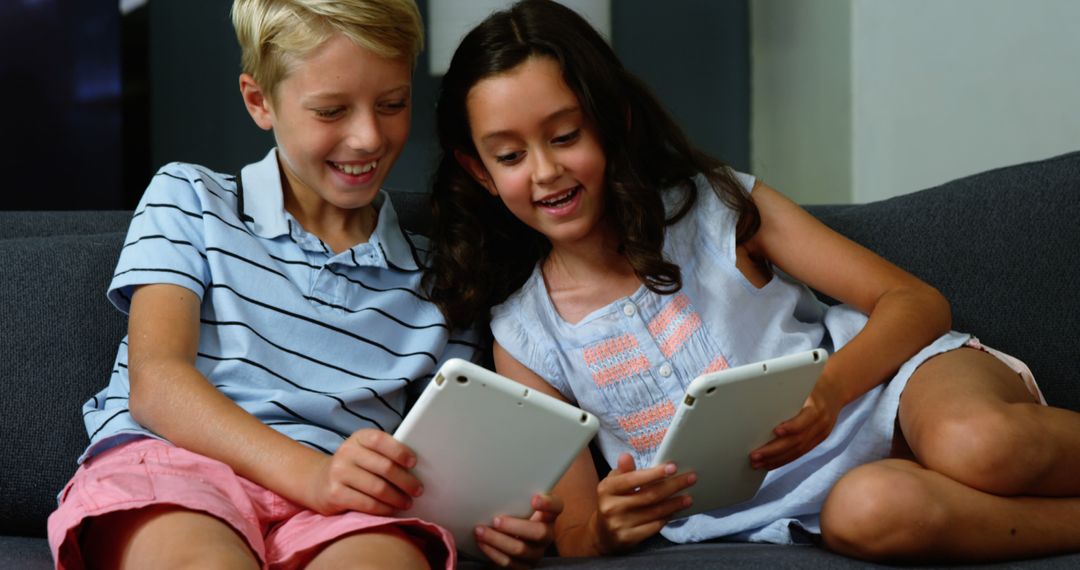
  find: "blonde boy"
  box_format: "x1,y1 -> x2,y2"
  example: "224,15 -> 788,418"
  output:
47,1 -> 559,568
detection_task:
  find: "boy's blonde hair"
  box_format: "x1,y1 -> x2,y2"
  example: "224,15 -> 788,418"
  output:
232,0 -> 423,98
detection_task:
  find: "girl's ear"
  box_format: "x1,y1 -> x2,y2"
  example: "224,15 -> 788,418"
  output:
454,150 -> 499,196
240,73 -> 274,131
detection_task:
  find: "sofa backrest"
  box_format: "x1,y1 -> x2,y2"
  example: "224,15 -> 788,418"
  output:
807,150 -> 1080,411
2,150 -> 1077,538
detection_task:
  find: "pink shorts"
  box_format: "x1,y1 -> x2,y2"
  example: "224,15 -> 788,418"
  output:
47,439 -> 455,570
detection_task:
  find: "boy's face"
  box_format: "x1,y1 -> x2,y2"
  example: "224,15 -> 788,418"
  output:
242,34 -> 412,216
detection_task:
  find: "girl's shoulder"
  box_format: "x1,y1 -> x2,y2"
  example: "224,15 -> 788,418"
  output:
490,265 -> 567,384
663,170 -> 757,217
490,263 -> 545,327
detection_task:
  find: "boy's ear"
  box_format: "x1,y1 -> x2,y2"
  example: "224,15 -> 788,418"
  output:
454,150 -> 498,196
239,73 -> 274,131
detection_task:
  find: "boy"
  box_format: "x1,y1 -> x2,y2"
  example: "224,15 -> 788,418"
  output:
46,1 -> 560,568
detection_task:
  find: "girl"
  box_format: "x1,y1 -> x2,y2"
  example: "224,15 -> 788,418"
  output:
425,0 -> 1080,562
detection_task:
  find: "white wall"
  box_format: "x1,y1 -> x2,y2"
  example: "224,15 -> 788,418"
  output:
752,0 -> 1080,204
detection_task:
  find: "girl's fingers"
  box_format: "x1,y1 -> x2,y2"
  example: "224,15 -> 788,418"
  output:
774,406 -> 818,437
619,492 -> 693,529
603,462 -> 679,495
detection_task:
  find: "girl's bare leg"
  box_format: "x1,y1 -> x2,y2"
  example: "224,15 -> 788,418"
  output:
821,347 -> 1080,561
306,527 -> 432,570
81,505 -> 259,569
898,347 -> 1080,496
821,458 -> 1080,562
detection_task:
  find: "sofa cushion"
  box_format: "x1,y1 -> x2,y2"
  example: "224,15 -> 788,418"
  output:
0,231 -> 128,536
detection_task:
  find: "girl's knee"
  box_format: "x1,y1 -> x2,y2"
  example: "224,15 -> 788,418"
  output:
821,461 -> 947,561
915,405 -> 1048,494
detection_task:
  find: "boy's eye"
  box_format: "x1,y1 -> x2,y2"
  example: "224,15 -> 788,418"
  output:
552,129 -> 580,145
378,100 -> 408,113
314,107 -> 344,119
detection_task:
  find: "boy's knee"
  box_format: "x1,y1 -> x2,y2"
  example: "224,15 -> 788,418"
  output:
309,527 -> 432,570
821,461 -> 946,561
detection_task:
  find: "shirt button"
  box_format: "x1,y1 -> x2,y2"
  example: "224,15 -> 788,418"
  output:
622,303 -> 637,317
659,364 -> 673,377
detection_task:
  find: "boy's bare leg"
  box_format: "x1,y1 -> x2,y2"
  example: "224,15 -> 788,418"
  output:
306,527 -> 432,570
81,505 -> 259,569
821,347 -> 1080,561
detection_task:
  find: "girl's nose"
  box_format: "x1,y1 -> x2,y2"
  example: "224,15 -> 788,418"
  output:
532,149 -> 563,185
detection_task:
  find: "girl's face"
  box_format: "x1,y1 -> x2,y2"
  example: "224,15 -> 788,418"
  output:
461,56 -> 608,249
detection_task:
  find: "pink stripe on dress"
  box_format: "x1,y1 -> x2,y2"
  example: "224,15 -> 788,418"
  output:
583,334 -> 651,387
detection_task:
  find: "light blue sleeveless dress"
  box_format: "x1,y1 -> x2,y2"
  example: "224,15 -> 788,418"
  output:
489,173 -> 971,544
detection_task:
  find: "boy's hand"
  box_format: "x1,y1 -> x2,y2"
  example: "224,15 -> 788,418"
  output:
474,493 -> 563,567
590,453 -> 695,554
750,381 -> 844,471
308,428 -> 423,516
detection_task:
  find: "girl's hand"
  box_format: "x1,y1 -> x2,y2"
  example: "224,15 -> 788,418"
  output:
750,380 -> 845,471
307,428 -> 423,516
589,453 -> 696,554
474,493 -> 563,568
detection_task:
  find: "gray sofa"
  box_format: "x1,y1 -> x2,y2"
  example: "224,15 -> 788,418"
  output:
3,151 -> 1079,569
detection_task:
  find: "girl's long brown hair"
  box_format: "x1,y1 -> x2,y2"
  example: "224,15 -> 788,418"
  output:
424,0 -> 759,330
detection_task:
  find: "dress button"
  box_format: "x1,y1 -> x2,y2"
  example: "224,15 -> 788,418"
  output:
659,364 -> 672,377
622,303 -> 637,317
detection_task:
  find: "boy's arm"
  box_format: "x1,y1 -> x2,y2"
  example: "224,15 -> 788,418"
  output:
127,283 -> 420,515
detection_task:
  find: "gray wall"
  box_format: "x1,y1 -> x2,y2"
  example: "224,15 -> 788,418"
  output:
148,0 -> 747,196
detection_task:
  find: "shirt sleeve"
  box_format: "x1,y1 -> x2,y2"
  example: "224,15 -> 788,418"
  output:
688,170 -> 757,264
489,293 -> 573,402
107,163 -> 213,313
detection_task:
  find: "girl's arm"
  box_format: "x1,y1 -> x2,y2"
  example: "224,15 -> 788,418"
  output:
493,342 -> 695,556
744,183 -> 952,468
126,283 -> 421,515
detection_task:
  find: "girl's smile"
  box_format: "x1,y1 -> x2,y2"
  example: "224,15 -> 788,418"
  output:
534,185 -> 583,215
461,56 -> 608,248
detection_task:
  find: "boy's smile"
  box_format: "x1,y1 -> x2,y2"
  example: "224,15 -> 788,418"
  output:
241,33 -> 412,246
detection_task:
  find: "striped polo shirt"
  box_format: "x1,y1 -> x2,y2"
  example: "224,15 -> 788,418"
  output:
81,149 -> 479,462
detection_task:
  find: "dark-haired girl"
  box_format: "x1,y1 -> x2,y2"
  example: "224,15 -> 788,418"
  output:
425,0 -> 1080,562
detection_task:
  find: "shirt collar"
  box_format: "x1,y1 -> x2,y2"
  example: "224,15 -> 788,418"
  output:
238,148 -> 421,271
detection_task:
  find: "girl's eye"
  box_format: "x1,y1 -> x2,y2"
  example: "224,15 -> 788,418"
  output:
314,108 -> 344,119
495,151 -> 523,164
553,129 -> 580,145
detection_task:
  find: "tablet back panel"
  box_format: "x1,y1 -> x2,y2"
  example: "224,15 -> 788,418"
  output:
395,359 -> 599,559
652,349 -> 827,518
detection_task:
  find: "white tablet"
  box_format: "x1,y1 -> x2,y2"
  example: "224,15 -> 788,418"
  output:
651,348 -> 827,518
394,358 -> 599,559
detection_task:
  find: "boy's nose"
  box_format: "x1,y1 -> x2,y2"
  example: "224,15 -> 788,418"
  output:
344,112 -> 384,154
